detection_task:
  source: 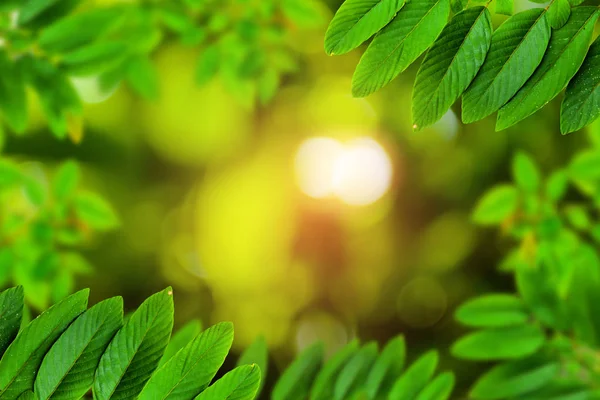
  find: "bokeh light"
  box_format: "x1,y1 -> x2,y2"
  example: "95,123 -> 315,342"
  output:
295,136 -> 393,206
294,137 -> 344,199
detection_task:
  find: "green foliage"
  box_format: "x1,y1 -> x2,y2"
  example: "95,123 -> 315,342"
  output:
237,335 -> 268,398
456,133 -> 600,398
0,0 -> 325,139
0,286 -> 261,400
327,0 -> 600,133
272,336 -> 454,400
0,159 -> 117,310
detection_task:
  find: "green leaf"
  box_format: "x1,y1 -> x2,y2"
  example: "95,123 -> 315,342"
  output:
18,0 -> 61,24
17,391 -> 34,400
139,322 -> 233,400
159,320 -> 203,368
547,0 -> 571,29
472,185 -> 519,225
389,351 -> 438,400
324,0 -> 406,56
61,42 -> 128,76
52,160 -> 79,201
0,51 -> 28,133
471,358 -> 559,400
545,170 -> 568,201
94,287 -> 174,400
365,335 -> 405,399
38,8 -> 125,53
0,287 -> 23,358
495,0 -> 513,16
352,0 -> 450,97
193,365 -> 261,400
497,7 -> 600,130
455,294 -> 529,328
0,290 -> 89,400
564,205 -> 590,230
237,336 -> 268,397
334,341 -> 378,400
512,152 -> 541,193
569,150 -> 600,181
451,325 -> 545,361
561,36 -> 600,134
415,372 -> 454,400
34,297 -> 124,400
412,6 -> 492,130
196,45 -> 220,86
272,342 -> 323,400
74,190 -> 119,230
24,57 -> 82,138
461,9 -> 550,123
310,340 -> 359,400
126,56 -> 159,100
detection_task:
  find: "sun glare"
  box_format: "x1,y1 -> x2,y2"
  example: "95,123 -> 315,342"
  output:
295,136 -> 393,206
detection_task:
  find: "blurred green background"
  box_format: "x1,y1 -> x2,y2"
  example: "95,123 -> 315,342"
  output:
2,0 -> 599,394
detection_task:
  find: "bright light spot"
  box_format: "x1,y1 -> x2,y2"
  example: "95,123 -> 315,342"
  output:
332,138 -> 393,206
295,136 -> 393,206
295,137 -> 344,199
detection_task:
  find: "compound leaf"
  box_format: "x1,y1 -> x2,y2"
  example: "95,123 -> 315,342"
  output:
412,6 -> 492,130
325,0 -> 406,55
0,290 -> 89,400
352,0 -> 449,97
138,322 -> 233,400
35,297 -> 124,400
561,36 -> 600,134
462,8 -> 550,123
193,365 -> 261,400
497,7 -> 600,131
93,288 -> 174,400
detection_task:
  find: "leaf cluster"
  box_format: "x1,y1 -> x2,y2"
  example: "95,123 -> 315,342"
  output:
459,138 -> 600,398
0,159 -> 117,310
271,336 -> 454,400
326,0 -> 600,133
0,286 -> 261,400
0,0 -> 325,140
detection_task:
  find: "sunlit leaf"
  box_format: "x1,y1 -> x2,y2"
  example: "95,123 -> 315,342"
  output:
194,365 -> 261,400
561,36 -> 600,134
352,0 -> 449,97
412,7 -> 492,130
497,7 -> 599,130
35,297 -> 124,400
325,0 -> 406,56
462,9 -> 550,124
0,290 -> 89,400
94,288 -> 174,400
